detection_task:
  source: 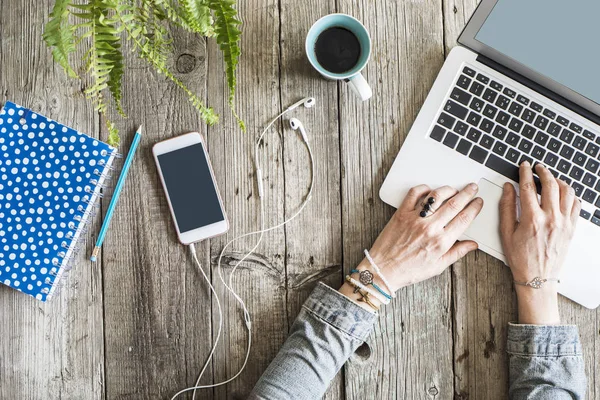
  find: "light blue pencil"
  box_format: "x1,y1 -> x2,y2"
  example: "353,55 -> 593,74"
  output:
90,126 -> 143,262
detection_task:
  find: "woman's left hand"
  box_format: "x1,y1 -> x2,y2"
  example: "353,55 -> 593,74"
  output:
363,183 -> 484,292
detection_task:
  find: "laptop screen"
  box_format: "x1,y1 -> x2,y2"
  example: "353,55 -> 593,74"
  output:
474,0 -> 600,106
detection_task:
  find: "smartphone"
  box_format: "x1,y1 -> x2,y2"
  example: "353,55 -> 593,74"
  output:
153,132 -> 229,244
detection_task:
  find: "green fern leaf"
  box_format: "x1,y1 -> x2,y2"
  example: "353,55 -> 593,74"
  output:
207,0 -> 244,131
179,0 -> 215,36
106,119 -> 120,147
43,0 -> 78,79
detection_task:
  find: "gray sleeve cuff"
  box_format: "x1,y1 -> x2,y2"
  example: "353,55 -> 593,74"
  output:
302,282 -> 377,342
507,323 -> 582,357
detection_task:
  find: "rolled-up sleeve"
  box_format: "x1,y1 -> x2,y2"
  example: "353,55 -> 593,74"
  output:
507,323 -> 586,400
248,282 -> 377,400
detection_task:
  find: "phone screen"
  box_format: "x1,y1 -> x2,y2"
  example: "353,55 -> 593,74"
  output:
157,142 -> 224,233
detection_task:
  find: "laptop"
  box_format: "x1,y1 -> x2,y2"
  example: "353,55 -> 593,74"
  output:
380,0 -> 600,309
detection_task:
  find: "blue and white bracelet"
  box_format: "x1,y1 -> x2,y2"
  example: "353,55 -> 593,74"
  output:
363,249 -> 396,298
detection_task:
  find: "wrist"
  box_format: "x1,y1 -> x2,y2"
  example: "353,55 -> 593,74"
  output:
515,284 -> 560,325
339,282 -> 382,312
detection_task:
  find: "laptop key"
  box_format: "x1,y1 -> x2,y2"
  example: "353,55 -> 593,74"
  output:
573,151 -> 587,167
534,115 -> 549,130
518,138 -> 533,153
467,127 -> 482,142
490,80 -> 503,91
492,125 -> 507,140
469,98 -> 484,112
492,141 -> 507,156
583,130 -> 596,141
533,131 -> 549,146
456,139 -> 472,155
547,138 -> 562,153
503,88 -> 516,98
430,125 -> 445,142
580,209 -> 591,220
542,109 -> 556,119
467,112 -> 482,126
443,132 -> 460,149
444,100 -> 468,120
543,152 -> 559,167
508,118 -> 524,133
508,102 -> 524,117
454,121 -> 469,136
483,88 -> 498,103
507,132 -> 520,147
480,118 -> 494,133
486,154 -> 519,182
583,189 -> 597,204
569,166 -> 584,181
469,82 -> 484,96
572,182 -> 584,197
450,87 -> 472,106
559,129 -> 574,144
570,122 -> 583,133
476,73 -> 490,84
560,175 -> 572,184
557,159 -> 571,174
596,180 -> 600,192
547,122 -> 561,137
517,94 -> 530,105
522,109 -> 536,123
506,148 -> 521,163
549,169 -> 560,178
469,145 -> 488,164
559,145 -> 575,160
532,145 -> 546,160
582,173 -> 597,188
483,104 -> 497,119
480,134 -> 495,149
457,75 -> 471,89
437,112 -> 456,129
585,158 -> 599,174
531,102 -> 544,113
585,142 -> 599,158
557,116 -> 570,126
573,136 -> 587,151
495,95 -> 511,110
463,67 -> 476,77
522,124 -> 536,139
495,111 -> 511,126
519,154 -> 534,166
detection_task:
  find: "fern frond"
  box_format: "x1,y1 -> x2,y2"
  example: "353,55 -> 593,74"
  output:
43,0 -> 78,79
207,0 -> 244,131
180,0 -> 215,36
106,119 -> 120,147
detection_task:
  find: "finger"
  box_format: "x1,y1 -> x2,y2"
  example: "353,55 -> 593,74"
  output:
440,240 -> 479,266
499,182 -> 517,239
518,161 -> 540,217
444,197 -> 484,236
434,182 -> 479,223
417,185 -> 459,212
570,198 -> 582,224
535,163 -> 560,211
558,179 -> 575,215
398,184 -> 431,212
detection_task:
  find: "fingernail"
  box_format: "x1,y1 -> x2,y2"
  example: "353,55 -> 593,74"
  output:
521,160 -> 530,167
503,182 -> 510,191
475,197 -> 484,205
469,183 -> 478,191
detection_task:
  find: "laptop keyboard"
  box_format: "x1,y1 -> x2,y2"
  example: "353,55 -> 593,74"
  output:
429,65 -> 600,227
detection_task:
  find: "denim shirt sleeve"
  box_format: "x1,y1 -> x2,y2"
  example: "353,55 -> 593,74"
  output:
508,323 -> 586,400
248,282 -> 377,400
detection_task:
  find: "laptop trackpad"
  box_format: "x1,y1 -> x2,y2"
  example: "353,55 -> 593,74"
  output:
463,178 -> 505,254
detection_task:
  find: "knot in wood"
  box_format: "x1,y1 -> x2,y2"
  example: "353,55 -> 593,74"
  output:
176,53 -> 197,74
428,386 -> 439,396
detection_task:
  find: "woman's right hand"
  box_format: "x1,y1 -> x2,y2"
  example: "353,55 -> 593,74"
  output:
499,161 -> 580,324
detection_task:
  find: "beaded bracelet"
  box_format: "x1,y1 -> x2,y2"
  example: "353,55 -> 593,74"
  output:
346,275 -> 390,305
364,249 -> 396,298
344,276 -> 380,311
350,269 -> 392,300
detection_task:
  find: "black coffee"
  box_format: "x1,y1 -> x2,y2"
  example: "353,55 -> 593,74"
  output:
314,27 -> 361,74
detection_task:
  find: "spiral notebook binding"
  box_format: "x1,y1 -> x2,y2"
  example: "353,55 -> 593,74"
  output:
44,149 -> 117,300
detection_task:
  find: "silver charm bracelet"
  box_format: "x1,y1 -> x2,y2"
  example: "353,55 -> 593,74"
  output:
514,276 -> 560,289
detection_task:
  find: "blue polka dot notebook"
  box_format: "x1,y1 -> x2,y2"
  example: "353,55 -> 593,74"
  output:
0,101 -> 116,301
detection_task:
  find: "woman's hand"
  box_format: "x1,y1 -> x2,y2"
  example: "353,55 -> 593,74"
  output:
499,162 -> 580,325
340,183 -> 484,309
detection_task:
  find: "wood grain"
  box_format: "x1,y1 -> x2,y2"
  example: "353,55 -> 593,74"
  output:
0,1 -> 106,399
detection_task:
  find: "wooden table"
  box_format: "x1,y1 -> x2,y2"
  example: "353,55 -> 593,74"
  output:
1,0 -> 599,398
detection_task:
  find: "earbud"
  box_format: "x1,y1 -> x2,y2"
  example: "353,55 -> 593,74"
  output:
286,97 -> 316,112
289,118 -> 309,143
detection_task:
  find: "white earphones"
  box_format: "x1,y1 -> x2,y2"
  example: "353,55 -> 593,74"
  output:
175,98 -> 316,400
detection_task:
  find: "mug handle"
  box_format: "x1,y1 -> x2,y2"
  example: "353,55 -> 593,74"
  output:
347,73 -> 372,101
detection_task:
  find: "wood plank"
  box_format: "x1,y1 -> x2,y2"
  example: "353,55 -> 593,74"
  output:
337,0 -> 452,398
278,1 -> 344,399
0,1 -> 105,398
206,1 -> 288,398
100,28 -> 215,399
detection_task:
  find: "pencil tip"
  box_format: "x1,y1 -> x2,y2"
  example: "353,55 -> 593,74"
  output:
138,125 -> 143,134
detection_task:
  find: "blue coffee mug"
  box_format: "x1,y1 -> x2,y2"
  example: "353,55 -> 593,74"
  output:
306,14 -> 372,101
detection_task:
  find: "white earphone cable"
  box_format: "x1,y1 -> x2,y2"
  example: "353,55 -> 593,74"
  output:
172,102 -> 315,399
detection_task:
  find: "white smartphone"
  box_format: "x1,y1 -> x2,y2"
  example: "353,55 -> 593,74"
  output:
153,132 -> 229,245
